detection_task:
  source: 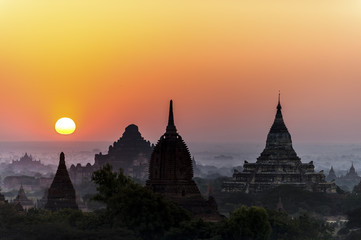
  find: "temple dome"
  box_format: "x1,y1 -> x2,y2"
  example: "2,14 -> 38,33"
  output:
122,124 -> 142,139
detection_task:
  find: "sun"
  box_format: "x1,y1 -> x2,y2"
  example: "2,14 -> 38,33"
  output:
55,117 -> 76,135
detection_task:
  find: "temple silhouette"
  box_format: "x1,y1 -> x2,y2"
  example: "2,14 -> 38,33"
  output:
146,100 -> 221,221
69,124 -> 153,185
94,124 -> 153,179
14,184 -> 34,210
45,152 -> 78,210
222,94 -> 336,193
327,163 -> 360,191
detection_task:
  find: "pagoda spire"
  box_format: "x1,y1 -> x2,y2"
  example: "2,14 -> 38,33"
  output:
277,91 -> 281,111
260,93 -> 297,156
59,152 -> 65,165
270,93 -> 287,133
166,100 -> 177,134
45,152 -> 78,211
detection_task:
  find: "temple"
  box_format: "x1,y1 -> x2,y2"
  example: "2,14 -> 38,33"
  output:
146,100 -> 222,221
342,163 -> 359,181
4,153 -> 53,175
69,124 -> 153,185
327,163 -> 360,191
45,152 -> 78,211
326,166 -> 337,182
14,184 -> 34,210
222,94 -> 336,193
94,124 -> 153,179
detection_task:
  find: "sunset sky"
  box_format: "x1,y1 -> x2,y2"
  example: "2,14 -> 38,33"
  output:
1,0 -> 361,144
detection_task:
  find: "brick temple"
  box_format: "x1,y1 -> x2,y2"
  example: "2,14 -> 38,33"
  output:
45,152 -> 78,210
222,95 -> 336,193
146,100 -> 222,221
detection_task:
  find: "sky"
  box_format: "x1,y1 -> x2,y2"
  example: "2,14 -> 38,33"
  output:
1,0 -> 361,144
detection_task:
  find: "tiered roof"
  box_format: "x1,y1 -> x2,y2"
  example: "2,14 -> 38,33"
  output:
257,93 -> 300,163
45,152 -> 78,211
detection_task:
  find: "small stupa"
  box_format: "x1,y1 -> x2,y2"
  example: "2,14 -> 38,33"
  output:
45,152 -> 78,211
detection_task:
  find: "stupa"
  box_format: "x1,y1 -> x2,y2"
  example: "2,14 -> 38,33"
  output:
222,94 -> 336,193
326,166 -> 337,182
15,184 -> 34,210
146,100 -> 221,221
45,152 -> 78,210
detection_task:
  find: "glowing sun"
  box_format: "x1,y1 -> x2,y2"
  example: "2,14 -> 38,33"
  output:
55,117 -> 76,135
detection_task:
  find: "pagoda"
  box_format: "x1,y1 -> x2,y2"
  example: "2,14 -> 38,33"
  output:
326,166 -> 337,182
344,163 -> 359,180
45,152 -> 78,210
222,94 -> 336,193
334,163 -> 361,191
15,184 -> 34,210
146,100 -> 221,221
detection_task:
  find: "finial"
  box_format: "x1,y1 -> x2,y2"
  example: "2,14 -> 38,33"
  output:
166,100 -> 177,134
168,100 -> 174,127
278,90 -> 280,102
60,152 -> 65,165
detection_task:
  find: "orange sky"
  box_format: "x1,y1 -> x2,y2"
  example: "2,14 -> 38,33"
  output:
1,0 -> 361,144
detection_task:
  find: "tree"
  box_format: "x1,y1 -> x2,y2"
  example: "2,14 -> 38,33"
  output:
219,206 -> 271,240
91,164 -> 190,239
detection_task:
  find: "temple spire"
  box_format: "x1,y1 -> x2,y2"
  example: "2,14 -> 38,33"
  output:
60,152 -> 65,165
263,93 -> 294,151
277,91 -> 282,111
166,100 -> 177,134
45,152 -> 78,210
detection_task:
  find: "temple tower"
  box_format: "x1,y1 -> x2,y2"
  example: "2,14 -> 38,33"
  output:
222,94 -> 336,193
45,152 -> 78,211
257,93 -> 301,164
147,100 -> 221,220
15,184 -> 34,210
327,166 -> 337,182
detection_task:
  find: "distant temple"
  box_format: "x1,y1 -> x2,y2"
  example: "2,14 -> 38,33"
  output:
14,184 -> 34,210
146,100 -> 222,221
45,152 -> 78,211
11,153 -> 42,167
222,95 -> 336,193
5,153 -> 53,175
94,124 -> 153,178
341,163 -> 359,181
326,166 -> 337,182
69,124 -> 153,185
327,163 -> 360,191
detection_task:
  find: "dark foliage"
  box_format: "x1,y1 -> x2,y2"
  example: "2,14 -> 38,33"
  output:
91,163 -> 191,239
218,206 -> 271,240
0,169 -> 340,240
268,210 -> 334,240
0,204 -> 139,240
